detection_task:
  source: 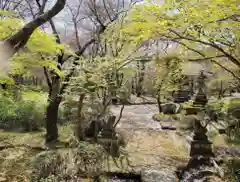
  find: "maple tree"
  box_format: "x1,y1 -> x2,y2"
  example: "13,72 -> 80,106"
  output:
0,10 -> 65,84
0,0 -> 66,61
122,0 -> 240,80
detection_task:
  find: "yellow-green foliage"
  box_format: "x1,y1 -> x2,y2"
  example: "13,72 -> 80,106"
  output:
182,100 -> 194,109
228,98 -> 240,110
208,98 -> 240,113
122,0 -> 239,62
154,113 -> 181,121
0,10 -> 66,84
208,99 -> 227,112
155,55 -> 184,94
0,91 -> 47,131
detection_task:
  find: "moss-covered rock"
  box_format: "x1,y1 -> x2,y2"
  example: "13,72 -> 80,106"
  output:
152,113 -> 181,122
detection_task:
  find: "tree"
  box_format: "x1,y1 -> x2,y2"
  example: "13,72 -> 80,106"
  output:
41,0 -> 138,143
0,10 -> 64,88
0,0 -> 66,63
155,54 -> 183,112
122,0 -> 240,80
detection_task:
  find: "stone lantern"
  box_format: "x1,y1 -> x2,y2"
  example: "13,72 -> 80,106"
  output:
190,119 -> 214,158
97,116 -> 120,157
192,70 -> 208,106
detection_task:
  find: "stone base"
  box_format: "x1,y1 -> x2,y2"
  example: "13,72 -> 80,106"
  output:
174,97 -> 189,103
190,140 -> 214,158
173,90 -> 192,103
187,157 -> 214,168
185,107 -> 201,115
141,169 -> 176,182
192,94 -> 208,106
97,137 -> 120,157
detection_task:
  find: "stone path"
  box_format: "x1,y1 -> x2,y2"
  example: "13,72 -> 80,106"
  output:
110,105 -> 189,182
111,104 -> 161,130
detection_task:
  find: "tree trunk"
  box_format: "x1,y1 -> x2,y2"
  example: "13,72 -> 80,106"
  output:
136,61 -> 145,97
131,78 -> 136,95
218,80 -> 223,99
45,99 -> 60,143
157,94 -> 162,113
157,88 -> 162,113
78,94 -> 85,119
0,0 -> 66,61
45,76 -> 61,143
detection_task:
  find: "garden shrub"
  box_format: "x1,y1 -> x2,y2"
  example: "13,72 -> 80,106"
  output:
60,96 -> 79,123
207,98 -> 240,120
0,90 -> 71,131
0,93 -> 45,131
227,98 -> 240,113
207,99 -> 228,120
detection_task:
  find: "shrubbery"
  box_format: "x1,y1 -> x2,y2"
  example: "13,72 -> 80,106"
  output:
0,91 -> 68,131
0,92 -> 46,131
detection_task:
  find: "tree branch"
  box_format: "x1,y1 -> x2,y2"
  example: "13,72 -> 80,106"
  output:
5,0 -> 66,53
211,59 -> 240,82
43,66 -> 52,89
169,29 -> 240,68
114,104 -> 125,128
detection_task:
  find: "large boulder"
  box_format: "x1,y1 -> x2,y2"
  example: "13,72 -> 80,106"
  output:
161,102 -> 181,114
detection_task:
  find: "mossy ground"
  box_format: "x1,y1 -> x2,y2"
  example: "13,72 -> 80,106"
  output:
0,123 -> 190,182
1,116 -> 239,182
0,125 -> 72,182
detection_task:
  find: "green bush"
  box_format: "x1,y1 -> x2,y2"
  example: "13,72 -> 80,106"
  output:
227,98 -> 240,112
206,99 -> 228,120
207,98 -> 240,119
0,93 -> 45,131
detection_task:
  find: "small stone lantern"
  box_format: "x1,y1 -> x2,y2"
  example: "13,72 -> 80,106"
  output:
97,116 -> 120,157
193,70 -> 208,106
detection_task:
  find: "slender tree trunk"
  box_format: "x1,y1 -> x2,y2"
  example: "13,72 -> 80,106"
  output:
102,88 -> 107,105
77,94 -> 85,119
136,61 -> 145,97
157,88 -> 162,113
75,94 -> 85,140
157,94 -> 162,113
218,80 -> 223,99
12,74 -> 22,100
131,78 -> 135,95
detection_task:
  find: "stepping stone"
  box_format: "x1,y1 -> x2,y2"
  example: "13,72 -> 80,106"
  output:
159,121 -> 177,130
141,169 -> 176,182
